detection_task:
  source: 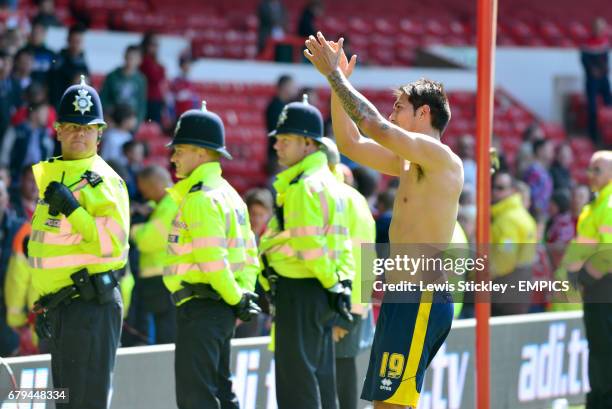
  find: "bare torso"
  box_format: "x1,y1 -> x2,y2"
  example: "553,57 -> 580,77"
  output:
389,159 -> 463,244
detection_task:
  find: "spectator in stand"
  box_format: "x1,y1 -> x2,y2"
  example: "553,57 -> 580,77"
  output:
545,189 -> 575,244
458,134 -> 476,191
100,103 -> 137,166
0,102 -> 53,188
0,28 -> 25,57
17,19 -> 55,87
10,165 -> 37,220
522,138 -> 554,224
244,187 -> 274,242
50,23 -> 89,107
139,33 -> 167,125
11,48 -> 33,93
0,179 -> 22,356
490,171 -> 537,316
100,44 -> 147,126
353,166 -> 380,210
580,17 -> 611,145
32,0 -> 61,28
571,183 -> 591,224
257,0 -> 288,53
170,54 -> 198,119
122,140 -> 146,200
11,82 -> 56,135
550,142 -> 574,191
297,0 -> 323,38
516,122 -> 545,175
266,74 -> 296,133
375,188 -> 395,244
265,74 -> 296,171
0,50 -> 21,146
545,189 -> 575,272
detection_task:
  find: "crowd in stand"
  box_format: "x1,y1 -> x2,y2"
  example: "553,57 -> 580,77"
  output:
0,1 -> 606,357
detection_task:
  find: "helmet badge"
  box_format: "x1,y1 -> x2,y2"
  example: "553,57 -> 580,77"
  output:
73,88 -> 93,115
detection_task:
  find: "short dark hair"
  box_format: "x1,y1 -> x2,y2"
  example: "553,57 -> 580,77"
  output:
125,44 -> 141,56
122,140 -> 146,155
111,103 -> 135,125
395,78 -> 451,134
277,74 -> 293,89
551,189 -> 571,213
352,166 -> 379,198
377,189 -> 396,212
492,170 -> 515,188
244,188 -> 274,211
68,23 -> 86,37
14,48 -> 33,60
532,138 -> 551,156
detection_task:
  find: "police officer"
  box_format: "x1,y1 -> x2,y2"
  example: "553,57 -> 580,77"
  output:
319,137 -> 375,409
163,102 -> 261,409
558,150 -> 612,409
28,76 -> 129,409
130,165 -> 178,344
5,221 -> 40,355
260,96 -> 354,409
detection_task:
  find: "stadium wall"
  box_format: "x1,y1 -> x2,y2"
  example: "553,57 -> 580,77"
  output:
0,311 -> 589,409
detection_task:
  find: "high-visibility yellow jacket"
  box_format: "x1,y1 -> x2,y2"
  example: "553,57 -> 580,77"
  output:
559,182 -> 612,274
5,223 -> 38,328
490,193 -> 537,277
336,175 -> 375,310
28,155 -> 130,295
131,194 -> 178,278
259,151 -> 354,289
163,162 -> 259,306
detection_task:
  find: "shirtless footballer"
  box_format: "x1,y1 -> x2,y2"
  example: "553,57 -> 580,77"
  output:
304,32 -> 464,409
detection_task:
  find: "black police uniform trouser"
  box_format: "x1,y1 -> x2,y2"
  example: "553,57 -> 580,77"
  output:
275,276 -> 338,409
335,314 -> 363,409
139,276 -> 177,344
175,298 -> 239,409
47,287 -> 123,409
583,301 -> 612,409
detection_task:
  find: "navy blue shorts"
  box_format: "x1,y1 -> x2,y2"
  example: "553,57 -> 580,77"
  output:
361,291 -> 453,407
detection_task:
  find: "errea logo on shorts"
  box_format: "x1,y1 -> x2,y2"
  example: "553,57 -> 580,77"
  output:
380,378 -> 393,391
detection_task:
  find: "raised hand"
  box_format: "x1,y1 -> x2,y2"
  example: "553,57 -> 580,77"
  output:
304,32 -> 344,76
329,41 -> 357,78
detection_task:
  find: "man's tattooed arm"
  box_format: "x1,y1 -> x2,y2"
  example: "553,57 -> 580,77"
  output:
327,69 -> 387,130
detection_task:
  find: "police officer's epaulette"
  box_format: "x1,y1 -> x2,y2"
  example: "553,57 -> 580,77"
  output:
189,182 -> 204,193
289,172 -> 304,185
82,170 -> 103,188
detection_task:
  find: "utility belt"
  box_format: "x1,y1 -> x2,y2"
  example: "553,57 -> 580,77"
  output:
171,281 -> 221,305
35,269 -> 119,311
32,269 -> 119,340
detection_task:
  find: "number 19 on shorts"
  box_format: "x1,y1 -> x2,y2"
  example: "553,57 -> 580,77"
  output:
379,352 -> 405,379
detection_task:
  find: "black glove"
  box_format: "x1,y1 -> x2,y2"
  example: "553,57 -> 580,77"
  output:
232,291 -> 262,322
45,181 -> 80,217
327,282 -> 353,323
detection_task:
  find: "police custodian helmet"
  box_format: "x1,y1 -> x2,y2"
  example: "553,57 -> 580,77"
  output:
57,75 -> 106,127
167,102 -> 232,160
269,94 -> 324,141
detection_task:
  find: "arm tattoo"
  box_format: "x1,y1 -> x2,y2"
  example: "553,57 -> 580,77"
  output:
327,70 -> 380,127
